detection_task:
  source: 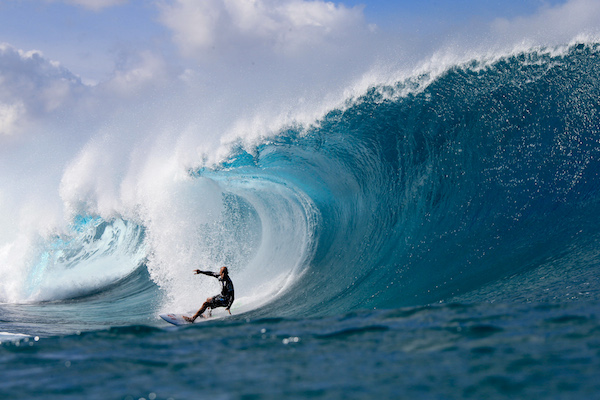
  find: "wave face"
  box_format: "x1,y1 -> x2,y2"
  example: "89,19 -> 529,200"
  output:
210,42 -> 600,316
7,43 -> 600,321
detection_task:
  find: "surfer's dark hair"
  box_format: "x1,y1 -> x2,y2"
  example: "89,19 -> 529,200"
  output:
221,266 -> 229,275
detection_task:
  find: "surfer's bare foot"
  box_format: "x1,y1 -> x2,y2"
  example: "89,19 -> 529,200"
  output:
183,316 -> 194,322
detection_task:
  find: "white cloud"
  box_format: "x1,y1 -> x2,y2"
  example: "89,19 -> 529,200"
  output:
0,44 -> 84,135
0,102 -> 25,136
103,51 -> 170,97
159,1 -> 220,54
491,0 -> 600,44
159,0 -> 368,58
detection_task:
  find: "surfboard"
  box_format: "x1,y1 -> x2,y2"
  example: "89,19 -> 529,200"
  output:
159,313 -> 193,326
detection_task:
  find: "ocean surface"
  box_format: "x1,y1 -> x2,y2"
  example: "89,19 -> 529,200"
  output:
2,42 -> 600,399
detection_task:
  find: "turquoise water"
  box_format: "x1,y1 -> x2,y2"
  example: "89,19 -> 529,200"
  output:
2,43 -> 600,399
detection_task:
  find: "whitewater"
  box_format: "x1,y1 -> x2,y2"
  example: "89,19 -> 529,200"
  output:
2,40 -> 600,399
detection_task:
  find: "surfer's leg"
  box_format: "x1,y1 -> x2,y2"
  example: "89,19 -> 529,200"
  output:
185,298 -> 211,322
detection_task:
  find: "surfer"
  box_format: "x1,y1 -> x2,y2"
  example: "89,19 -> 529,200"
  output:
184,266 -> 234,322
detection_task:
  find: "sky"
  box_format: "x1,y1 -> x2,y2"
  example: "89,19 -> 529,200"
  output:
0,0 -> 579,84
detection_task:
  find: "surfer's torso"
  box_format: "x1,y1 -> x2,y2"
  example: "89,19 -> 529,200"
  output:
201,270 -> 234,307
218,274 -> 234,299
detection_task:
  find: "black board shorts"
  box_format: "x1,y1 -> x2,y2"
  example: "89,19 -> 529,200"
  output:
208,295 -> 230,308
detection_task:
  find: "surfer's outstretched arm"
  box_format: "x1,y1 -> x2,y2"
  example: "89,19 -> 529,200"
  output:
194,269 -> 219,277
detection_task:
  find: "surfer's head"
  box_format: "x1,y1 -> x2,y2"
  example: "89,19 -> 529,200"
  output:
220,266 -> 228,276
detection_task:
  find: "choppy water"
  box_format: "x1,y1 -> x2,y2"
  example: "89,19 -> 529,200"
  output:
2,301 -> 600,399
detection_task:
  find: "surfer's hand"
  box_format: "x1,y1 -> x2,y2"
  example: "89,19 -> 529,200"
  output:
194,269 -> 201,274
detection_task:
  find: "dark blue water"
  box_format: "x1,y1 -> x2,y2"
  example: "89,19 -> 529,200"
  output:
2,43 -> 600,399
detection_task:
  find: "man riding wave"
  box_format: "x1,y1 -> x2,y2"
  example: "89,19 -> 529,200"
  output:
184,266 -> 234,322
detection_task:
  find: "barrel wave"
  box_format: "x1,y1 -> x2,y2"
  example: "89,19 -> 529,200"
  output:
208,42 -> 600,316
8,42 -> 600,323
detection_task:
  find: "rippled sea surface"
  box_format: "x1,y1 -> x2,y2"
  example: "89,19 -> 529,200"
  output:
1,299 -> 599,399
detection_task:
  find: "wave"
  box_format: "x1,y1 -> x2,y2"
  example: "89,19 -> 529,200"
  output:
210,42 -> 600,315
21,216 -> 147,302
5,42 -> 600,319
